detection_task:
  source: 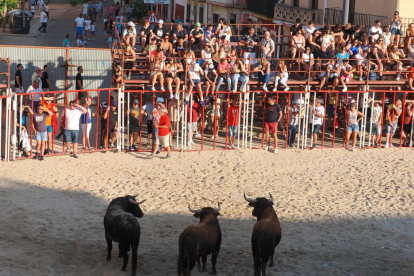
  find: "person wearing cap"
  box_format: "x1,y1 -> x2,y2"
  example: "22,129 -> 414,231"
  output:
149,107 -> 171,159
309,98 -> 325,149
26,79 -> 43,110
42,94 -> 59,155
187,63 -> 205,106
123,21 -> 137,48
172,23 -> 188,48
80,97 -> 96,151
189,22 -> 204,50
60,100 -> 87,158
126,99 -> 140,151
102,101 -> 119,149
153,19 -> 169,41
32,105 -> 53,161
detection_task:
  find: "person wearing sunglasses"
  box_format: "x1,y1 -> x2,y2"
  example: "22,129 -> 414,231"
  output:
160,34 -> 173,57
290,30 -> 305,60
390,11 -> 402,48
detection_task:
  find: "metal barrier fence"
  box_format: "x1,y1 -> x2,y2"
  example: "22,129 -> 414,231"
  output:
11,88 -> 120,160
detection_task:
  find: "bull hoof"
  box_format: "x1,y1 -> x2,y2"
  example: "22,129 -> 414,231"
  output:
106,257 -> 111,262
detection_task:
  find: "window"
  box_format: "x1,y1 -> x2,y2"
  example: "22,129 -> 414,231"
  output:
199,7 -> 204,24
293,0 -> 299,7
186,4 -> 191,22
311,0 -> 318,9
230,13 -> 236,24
213,13 -> 219,24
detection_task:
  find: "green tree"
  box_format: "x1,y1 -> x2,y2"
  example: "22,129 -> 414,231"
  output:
1,0 -> 19,21
131,0 -> 150,22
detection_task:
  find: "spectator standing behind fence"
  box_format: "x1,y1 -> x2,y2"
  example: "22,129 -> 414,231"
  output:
76,66 -> 84,100
27,79 -> 43,110
345,102 -> 364,152
141,99 -> 154,147
227,97 -> 240,149
309,98 -> 325,149
32,67 -> 42,89
103,101 -> 119,149
126,99 -> 140,151
288,100 -> 300,148
385,99 -> 402,148
40,65 -> 53,91
61,101 -> 87,158
80,97 -> 95,151
42,95 -> 58,155
167,97 -> 180,144
402,101 -> 414,147
149,107 -> 171,159
32,104 -> 52,161
370,101 -> 382,148
260,96 -> 282,154
15,63 -> 24,93
241,27 -> 260,66
75,14 -> 85,39
186,98 -> 198,145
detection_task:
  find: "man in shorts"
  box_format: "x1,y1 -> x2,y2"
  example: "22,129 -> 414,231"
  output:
32,105 -> 53,160
127,99 -> 140,150
61,101 -> 87,158
42,94 -> 59,154
227,97 -> 240,149
310,98 -> 325,149
370,100 -> 382,148
149,107 -> 171,159
385,99 -> 402,148
187,98 -> 198,146
189,22 -> 204,50
260,96 -> 282,154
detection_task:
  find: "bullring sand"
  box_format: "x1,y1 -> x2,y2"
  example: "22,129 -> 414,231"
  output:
1,148 -> 413,275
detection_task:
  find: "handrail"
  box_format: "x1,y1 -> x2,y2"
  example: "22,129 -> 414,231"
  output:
0,58 -> 11,97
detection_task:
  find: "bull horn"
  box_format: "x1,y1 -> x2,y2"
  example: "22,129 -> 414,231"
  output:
137,199 -> 146,205
244,192 -> 257,203
129,198 -> 139,205
132,194 -> 139,198
268,193 -> 274,203
188,204 -> 202,214
213,202 -> 221,212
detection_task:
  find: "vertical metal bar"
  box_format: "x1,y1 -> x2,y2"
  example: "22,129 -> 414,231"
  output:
225,93 -> 229,150
139,91 -> 143,151
127,92 -> 130,150
0,100 -> 2,161
250,92 -> 255,148
96,91 -> 100,150
12,93 -> 17,161
285,92 -> 290,149
399,92 -> 406,147
378,91 -> 386,148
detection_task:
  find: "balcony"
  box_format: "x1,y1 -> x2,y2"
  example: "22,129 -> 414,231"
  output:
274,3 -> 323,25
246,0 -> 277,18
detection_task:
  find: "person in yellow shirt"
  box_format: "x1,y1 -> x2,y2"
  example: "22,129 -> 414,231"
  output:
41,95 -> 59,154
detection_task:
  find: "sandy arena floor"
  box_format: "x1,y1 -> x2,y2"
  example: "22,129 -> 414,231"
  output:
1,148 -> 414,276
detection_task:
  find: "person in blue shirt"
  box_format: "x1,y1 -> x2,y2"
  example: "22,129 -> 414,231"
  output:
336,46 -> 350,63
80,97 -> 96,150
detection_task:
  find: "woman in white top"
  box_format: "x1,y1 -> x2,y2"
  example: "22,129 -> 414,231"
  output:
345,102 -> 364,152
300,46 -> 314,78
390,11 -> 403,48
165,58 -> 183,99
321,30 -> 334,52
290,30 -> 305,59
201,43 -> 213,69
273,60 -> 289,91
84,15 -> 91,40
215,18 -> 232,42
150,57 -> 165,91
382,26 -> 392,48
184,48 -> 196,68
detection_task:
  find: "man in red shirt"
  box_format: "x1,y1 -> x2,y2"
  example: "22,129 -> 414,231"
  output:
227,97 -> 240,149
149,107 -> 171,159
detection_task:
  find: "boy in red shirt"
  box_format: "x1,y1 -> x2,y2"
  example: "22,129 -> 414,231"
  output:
150,107 -> 171,159
408,66 -> 414,90
227,97 -> 240,149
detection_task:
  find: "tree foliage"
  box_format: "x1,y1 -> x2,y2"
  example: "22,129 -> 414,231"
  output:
131,0 -> 150,22
1,0 -> 19,20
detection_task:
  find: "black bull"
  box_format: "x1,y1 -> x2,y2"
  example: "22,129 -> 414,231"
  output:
178,203 -> 222,276
104,195 -> 146,276
245,193 -> 282,276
